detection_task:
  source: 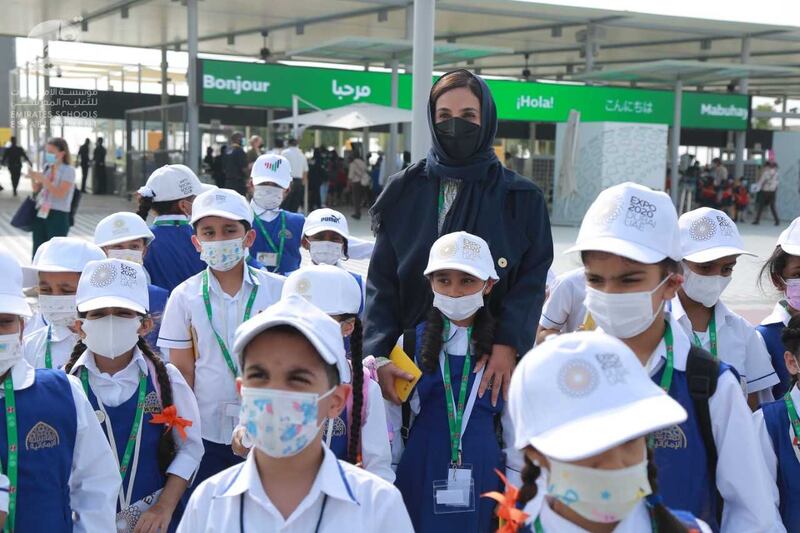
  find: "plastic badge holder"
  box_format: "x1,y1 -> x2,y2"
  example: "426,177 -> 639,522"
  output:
389,344 -> 422,402
433,465 -> 475,514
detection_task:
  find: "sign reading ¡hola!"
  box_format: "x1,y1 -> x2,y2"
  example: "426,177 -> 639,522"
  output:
200,59 -> 750,130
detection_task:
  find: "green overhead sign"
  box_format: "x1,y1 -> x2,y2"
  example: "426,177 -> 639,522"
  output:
200,59 -> 749,130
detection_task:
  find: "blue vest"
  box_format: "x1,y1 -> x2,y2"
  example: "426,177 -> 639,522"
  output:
144,225 -> 205,293
250,210 -> 304,276
0,370 -> 77,532
651,362 -> 728,531
758,322 -> 792,398
762,399 -> 800,532
84,371 -> 165,510
146,284 -> 169,352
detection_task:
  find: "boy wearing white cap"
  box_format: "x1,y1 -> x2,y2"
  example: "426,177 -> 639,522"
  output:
568,182 -> 778,531
248,154 -> 305,275
0,250 -> 119,532
177,295 -> 413,532
508,331 -> 711,532
22,237 -> 106,370
137,165 -> 207,292
64,259 -> 203,532
158,188 -> 285,488
671,207 -> 778,408
94,211 -> 170,354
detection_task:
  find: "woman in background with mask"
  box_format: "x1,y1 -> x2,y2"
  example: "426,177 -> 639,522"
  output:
65,258 -> 202,532
367,69 -> 553,417
509,331 -> 711,533
248,153 -> 305,276
28,137 -> 76,257
570,182 -> 778,531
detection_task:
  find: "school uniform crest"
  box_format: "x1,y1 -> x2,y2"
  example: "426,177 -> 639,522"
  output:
143,391 -> 162,414
278,229 -> 293,240
322,416 -> 346,439
652,424 -> 688,450
25,421 -> 60,450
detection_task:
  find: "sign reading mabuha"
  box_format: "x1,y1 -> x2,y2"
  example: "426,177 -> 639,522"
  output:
203,74 -> 271,96
700,103 -> 748,120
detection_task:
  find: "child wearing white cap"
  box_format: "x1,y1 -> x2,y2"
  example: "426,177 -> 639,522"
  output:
248,153 -> 305,275
22,237 -> 106,370
0,250 -> 120,532
671,207 -> 778,408
137,165 -> 207,292
63,258 -> 203,532
536,267 -> 588,344
94,211 -> 170,355
568,182 -> 778,531
157,188 -> 285,488
758,217 -> 800,398
177,295 -> 413,532
507,331 -> 711,532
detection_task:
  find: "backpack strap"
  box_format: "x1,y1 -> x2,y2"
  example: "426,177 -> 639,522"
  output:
686,344 -> 723,527
401,328 -> 416,445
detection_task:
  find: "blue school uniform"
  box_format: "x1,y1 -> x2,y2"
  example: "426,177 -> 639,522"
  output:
250,208 -> 304,275
0,369 -> 77,532
394,322 -> 504,533
144,218 -> 205,293
758,321 -> 792,398
146,283 -> 169,352
761,398 -> 800,531
325,404 -> 351,461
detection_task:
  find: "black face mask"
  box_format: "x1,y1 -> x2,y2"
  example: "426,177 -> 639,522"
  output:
434,117 -> 481,161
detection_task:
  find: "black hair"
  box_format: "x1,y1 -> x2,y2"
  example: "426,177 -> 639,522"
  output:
419,299 -> 495,373
191,219 -> 252,233
341,314 -> 364,465
136,197 -> 190,220
518,448 -> 688,532
782,315 -> 800,386
759,245 -> 793,292
580,251 -> 681,278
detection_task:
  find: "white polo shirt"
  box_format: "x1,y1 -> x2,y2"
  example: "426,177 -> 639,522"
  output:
645,314 -> 781,532
281,146 -> 309,180
157,266 -> 285,444
761,301 -> 791,327
68,347 -> 204,482
23,324 -> 79,370
539,267 -> 587,333
670,296 -> 779,396
177,445 -> 414,533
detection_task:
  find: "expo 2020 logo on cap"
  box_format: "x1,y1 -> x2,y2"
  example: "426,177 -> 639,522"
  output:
90,263 -> 117,288
689,216 -> 716,241
557,359 -> 599,397
591,194 -> 623,227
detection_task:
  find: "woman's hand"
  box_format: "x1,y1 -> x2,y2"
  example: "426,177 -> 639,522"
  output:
377,362 -> 414,405
475,344 -> 517,407
133,501 -> 174,533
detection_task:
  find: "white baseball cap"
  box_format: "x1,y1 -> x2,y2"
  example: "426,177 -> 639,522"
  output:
424,231 -> 499,281
190,188 -> 254,226
76,259 -> 150,314
303,209 -> 350,241
137,165 -> 203,202
778,217 -> 800,256
233,294 -> 351,384
94,212 -> 155,248
509,331 -> 686,461
0,252 -> 32,317
679,207 -> 754,263
282,265 -> 361,316
23,238 -> 107,286
565,182 -> 682,264
251,154 -> 292,188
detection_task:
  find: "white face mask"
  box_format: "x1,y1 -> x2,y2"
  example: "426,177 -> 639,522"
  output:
584,275 -> 671,339
253,186 -> 285,211
0,328 -> 23,375
80,315 -> 142,359
107,248 -> 144,265
433,284 -> 486,321
547,456 -> 652,524
309,241 -> 344,265
38,294 -> 77,328
682,267 -> 732,308
200,238 -> 246,272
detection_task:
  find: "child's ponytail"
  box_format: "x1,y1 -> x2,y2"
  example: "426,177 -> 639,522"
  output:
646,447 -> 689,533
516,454 -> 540,508
137,337 -> 177,476
347,316 -> 364,465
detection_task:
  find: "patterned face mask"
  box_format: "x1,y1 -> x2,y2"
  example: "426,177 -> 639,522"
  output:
239,386 -> 336,458
200,238 -> 245,272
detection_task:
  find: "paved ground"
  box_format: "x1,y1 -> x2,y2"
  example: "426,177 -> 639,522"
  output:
0,168 -> 785,324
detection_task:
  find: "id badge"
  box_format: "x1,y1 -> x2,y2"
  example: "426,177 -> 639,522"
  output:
433,465 -> 474,514
257,252 -> 279,268
37,202 -> 51,219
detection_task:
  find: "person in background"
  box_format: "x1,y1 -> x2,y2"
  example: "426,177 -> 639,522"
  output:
28,137 -> 76,257
733,177 -> 749,223
269,137 -> 284,155
328,150 -> 347,207
754,161 -> 781,226
1,136 -> 31,196
212,144 -> 226,189
202,146 -> 214,177
371,151 -> 384,199
347,150 -> 369,221
281,138 -> 309,213
93,137 -> 107,194
76,138 -> 91,193
719,178 -> 735,219
712,157 -> 728,187
223,132 -> 248,195
308,147 -> 327,211
246,135 -> 263,174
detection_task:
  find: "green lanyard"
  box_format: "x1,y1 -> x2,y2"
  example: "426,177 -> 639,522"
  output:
691,312 -> 717,360
437,183 -> 445,217
441,320 -> 473,465
784,390 -> 800,449
153,219 -> 189,227
80,368 -> 147,481
658,321 -> 675,393
252,210 -> 286,273
44,326 -> 53,370
2,376 -> 18,533
201,269 -> 259,378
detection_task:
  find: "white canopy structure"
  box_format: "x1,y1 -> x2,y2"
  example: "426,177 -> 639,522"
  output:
271,102 -> 413,130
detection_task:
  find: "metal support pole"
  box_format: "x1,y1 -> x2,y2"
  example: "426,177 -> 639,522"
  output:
43,41 -> 50,141
266,108 -> 274,149
782,96 -> 787,131
186,0 -> 200,172
137,63 -> 142,93
387,58 -> 400,177
161,46 -> 168,150
403,4 -> 414,155
410,0 -> 435,163
670,80 -> 683,207
734,36 -> 750,179
292,95 -> 300,140
584,24 -> 595,73
120,68 -> 125,92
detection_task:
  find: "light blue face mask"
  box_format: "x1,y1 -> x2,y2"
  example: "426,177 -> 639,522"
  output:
44,152 -> 57,164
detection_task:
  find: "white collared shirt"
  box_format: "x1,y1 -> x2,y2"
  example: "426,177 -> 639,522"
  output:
646,314 -> 783,533
68,347 -> 204,482
0,359 -> 119,532
671,297 -> 779,396
157,266 -> 285,443
539,267 -> 587,334
177,445 -> 413,532
281,146 -> 309,179
23,324 -> 78,370
762,301 -> 791,327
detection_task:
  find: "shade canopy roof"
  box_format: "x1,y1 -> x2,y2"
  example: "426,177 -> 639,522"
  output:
271,102 -> 413,129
